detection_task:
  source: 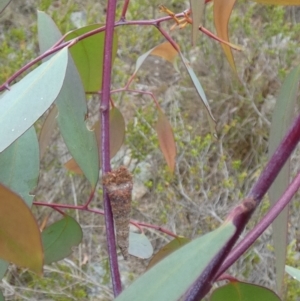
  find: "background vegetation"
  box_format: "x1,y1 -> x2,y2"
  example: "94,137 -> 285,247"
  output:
1,0 -> 300,300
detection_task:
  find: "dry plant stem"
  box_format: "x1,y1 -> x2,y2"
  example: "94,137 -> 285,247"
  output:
185,112 -> 300,301
216,169 -> 300,279
100,0 -> 122,296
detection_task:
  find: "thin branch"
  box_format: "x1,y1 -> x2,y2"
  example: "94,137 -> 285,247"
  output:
33,201 -> 178,238
120,0 -> 130,21
111,88 -> 160,108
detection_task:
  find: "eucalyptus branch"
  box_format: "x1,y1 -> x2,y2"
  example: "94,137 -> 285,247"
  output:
185,111 -> 300,300
0,8 -> 233,92
216,169 -> 300,279
100,0 -> 122,296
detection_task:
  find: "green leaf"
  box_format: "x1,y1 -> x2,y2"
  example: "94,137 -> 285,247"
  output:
65,107 -> 125,174
147,236 -> 190,270
39,106 -> 58,159
37,12 -> 99,187
115,222 -> 235,301
38,11 -> 62,58
0,259 -> 9,280
210,281 -> 281,301
268,65 -> 300,293
42,215 -> 83,265
55,60 -> 99,187
179,52 -> 216,136
213,0 -> 237,73
155,109 -> 176,173
128,232 -> 153,259
0,290 -> 4,301
0,127 -> 39,206
285,265 -> 300,282
0,184 -> 43,274
190,0 -> 205,46
0,47 -> 68,152
65,24 -> 118,92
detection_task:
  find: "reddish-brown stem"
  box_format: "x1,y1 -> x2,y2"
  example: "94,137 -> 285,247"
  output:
81,188 -> 95,209
120,0 -> 130,21
199,27 -> 241,51
100,0 -> 122,296
52,207 -> 65,216
33,201 -> 177,237
157,26 -> 180,52
129,220 -> 144,233
137,222 -> 178,238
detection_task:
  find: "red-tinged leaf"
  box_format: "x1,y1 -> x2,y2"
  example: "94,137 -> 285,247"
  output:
132,42 -> 179,78
190,0 -> 205,46
155,110 -> 176,173
210,281 -> 281,301
254,0 -> 300,4
42,215 -> 83,264
64,107 -> 125,174
147,236 -> 190,270
150,41 -> 179,65
39,105 -> 58,159
213,0 -> 237,73
129,232 -> 153,259
0,184 -> 43,274
64,158 -> 84,175
268,65 -> 300,293
0,126 -> 39,278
